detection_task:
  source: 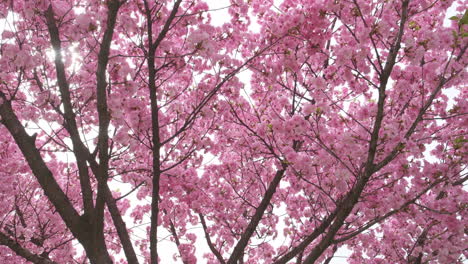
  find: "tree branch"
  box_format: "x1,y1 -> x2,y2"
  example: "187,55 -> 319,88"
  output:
44,5 -> 94,215
199,213 -> 226,264
300,2 -> 410,263
0,93 -> 83,243
273,2 -> 412,262
143,0 -> 183,263
227,166 -> 287,264
0,232 -> 58,264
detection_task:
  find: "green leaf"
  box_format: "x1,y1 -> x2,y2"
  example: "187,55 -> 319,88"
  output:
460,9 -> 468,25
453,136 -> 467,150
449,16 -> 459,21
396,143 -> 406,151
409,21 -> 421,30
267,124 -> 273,132
454,136 -> 467,145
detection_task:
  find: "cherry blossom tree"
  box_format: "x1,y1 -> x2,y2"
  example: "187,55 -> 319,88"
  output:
0,0 -> 466,263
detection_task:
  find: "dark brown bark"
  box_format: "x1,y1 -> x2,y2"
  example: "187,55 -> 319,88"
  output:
0,94 -> 81,241
44,4 -> 94,218
93,1 -> 122,262
300,2 -> 410,263
199,213 -> 226,264
142,1 -> 183,263
376,44 -> 467,171
45,1 -> 139,263
45,6 -> 113,262
0,92 -> 109,264
168,218 -> 189,264
273,2 -> 411,263
103,184 -> 140,264
0,232 -> 58,264
227,167 -> 286,264
91,1 -> 136,263
273,210 -> 338,264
